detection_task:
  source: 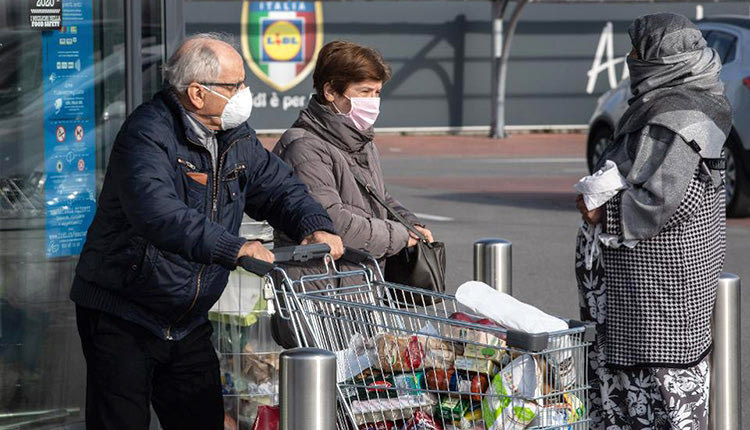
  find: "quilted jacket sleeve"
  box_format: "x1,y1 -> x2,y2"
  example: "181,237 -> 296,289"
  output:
278,140 -> 410,259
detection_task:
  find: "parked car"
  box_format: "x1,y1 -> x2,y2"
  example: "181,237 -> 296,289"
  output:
588,16 -> 750,216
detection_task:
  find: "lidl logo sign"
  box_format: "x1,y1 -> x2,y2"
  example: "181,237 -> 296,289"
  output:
242,1 -> 323,92
261,18 -> 304,63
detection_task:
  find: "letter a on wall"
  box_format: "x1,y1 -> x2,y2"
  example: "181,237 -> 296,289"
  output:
241,1 -> 323,92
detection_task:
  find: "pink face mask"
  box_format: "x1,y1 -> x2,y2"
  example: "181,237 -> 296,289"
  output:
333,96 -> 381,131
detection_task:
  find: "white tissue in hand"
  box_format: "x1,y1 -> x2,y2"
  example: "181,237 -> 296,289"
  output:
574,160 -> 628,210
455,281 -> 567,334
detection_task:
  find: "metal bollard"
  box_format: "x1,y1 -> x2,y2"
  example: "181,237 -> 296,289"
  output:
279,348 -> 337,430
473,238 -> 512,295
710,273 -> 741,430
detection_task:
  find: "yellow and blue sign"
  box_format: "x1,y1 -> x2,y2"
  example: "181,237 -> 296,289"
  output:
260,17 -> 304,63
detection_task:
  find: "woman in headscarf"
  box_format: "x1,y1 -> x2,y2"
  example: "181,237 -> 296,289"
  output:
575,13 -> 732,429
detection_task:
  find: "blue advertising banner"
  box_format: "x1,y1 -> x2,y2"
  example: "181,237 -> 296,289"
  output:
42,0 -> 96,258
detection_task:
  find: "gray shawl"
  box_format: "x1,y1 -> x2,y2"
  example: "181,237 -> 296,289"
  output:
602,13 -> 732,240
616,13 -> 732,159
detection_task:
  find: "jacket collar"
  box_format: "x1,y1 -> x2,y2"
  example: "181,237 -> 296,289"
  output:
294,95 -> 374,153
157,88 -> 253,146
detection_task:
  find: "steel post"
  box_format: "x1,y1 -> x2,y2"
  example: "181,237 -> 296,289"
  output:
279,348 -> 337,430
473,238 -> 512,295
710,273 -> 741,430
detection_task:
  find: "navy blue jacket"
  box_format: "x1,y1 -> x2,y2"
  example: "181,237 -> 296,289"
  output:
70,90 -> 334,340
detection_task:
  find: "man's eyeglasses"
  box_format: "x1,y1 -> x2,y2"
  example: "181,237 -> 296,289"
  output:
199,81 -> 246,91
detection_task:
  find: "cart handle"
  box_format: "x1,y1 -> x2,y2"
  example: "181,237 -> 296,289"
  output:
238,256 -> 274,276
340,247 -> 371,264
237,243 -> 334,276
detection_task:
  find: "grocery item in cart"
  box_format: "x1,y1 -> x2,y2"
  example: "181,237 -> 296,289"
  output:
393,371 -> 427,398
480,355 -> 541,429
425,368 -> 489,402
404,410 -> 444,430
543,336 -> 577,391
437,397 -> 478,424
455,282 -> 567,334
349,369 -> 427,400
529,393 -> 584,428
241,343 -> 279,385
359,421 -> 398,430
454,356 -> 498,377
374,334 -> 455,372
351,394 -> 437,425
482,398 -> 538,430
446,312 -> 506,347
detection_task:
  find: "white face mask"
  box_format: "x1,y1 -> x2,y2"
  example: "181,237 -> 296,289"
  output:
201,85 -> 253,130
333,96 -> 381,131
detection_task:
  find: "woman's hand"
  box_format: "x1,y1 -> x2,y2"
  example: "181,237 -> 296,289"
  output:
302,231 -> 345,259
408,225 -> 434,247
576,194 -> 604,226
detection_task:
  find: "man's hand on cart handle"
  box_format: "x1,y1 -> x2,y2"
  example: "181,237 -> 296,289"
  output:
301,231 -> 344,260
237,240 -> 275,264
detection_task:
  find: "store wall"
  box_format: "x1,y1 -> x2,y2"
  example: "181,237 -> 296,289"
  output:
185,0 -> 750,131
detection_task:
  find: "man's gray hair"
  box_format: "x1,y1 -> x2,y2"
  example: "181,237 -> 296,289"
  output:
162,33 -> 240,93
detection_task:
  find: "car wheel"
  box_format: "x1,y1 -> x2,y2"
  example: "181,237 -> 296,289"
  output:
587,125 -> 614,173
725,137 -> 750,217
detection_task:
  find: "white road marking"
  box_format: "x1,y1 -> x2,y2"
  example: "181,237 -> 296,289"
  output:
414,213 -> 455,222
469,157 -> 585,164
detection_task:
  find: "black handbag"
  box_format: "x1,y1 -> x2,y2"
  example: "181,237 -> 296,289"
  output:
351,174 -> 447,307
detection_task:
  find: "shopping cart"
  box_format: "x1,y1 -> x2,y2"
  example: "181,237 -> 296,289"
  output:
240,248 -> 595,430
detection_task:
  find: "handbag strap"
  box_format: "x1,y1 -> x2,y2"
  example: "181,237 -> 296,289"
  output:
350,173 -> 431,245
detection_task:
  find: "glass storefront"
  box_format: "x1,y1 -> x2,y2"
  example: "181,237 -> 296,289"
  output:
0,1 -> 164,427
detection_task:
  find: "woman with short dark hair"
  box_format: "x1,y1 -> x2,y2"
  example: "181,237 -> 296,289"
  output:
271,41 -> 434,347
575,13 -> 732,430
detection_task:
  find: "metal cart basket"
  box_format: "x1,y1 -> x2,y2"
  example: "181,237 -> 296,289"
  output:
244,249 -> 594,430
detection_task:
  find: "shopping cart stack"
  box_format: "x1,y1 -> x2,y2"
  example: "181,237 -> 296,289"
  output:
264,249 -> 595,430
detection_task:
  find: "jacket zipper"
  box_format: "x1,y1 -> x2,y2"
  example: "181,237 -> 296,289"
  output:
165,136 -> 243,340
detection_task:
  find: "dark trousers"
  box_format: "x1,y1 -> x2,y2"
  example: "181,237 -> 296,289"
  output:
76,306 -> 223,430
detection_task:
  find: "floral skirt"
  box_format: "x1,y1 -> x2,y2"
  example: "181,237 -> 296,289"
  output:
575,230 -> 710,430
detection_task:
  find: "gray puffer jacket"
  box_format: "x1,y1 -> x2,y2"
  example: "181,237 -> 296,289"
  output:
270,96 -> 421,348
273,96 -> 419,278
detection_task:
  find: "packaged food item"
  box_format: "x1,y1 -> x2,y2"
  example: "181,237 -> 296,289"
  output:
481,355 -> 541,429
352,395 -> 437,425
424,368 -> 489,401
374,334 -> 455,372
454,356 -> 498,377
241,344 -> 278,384
404,410 -> 444,430
423,337 -> 457,368
462,344 -> 507,366
359,421 -> 397,430
482,399 -> 538,430
348,369 -> 427,400
425,367 -> 452,392
463,406 -> 483,422
543,335 -> 577,391
445,313 -> 506,348
393,371 -> 426,398
529,393 -> 584,428
355,372 -> 397,400
437,397 -> 475,423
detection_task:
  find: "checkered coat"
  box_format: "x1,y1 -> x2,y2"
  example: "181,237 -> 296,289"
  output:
602,161 -> 725,368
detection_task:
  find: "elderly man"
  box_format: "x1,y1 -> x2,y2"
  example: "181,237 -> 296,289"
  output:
70,34 -> 343,429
